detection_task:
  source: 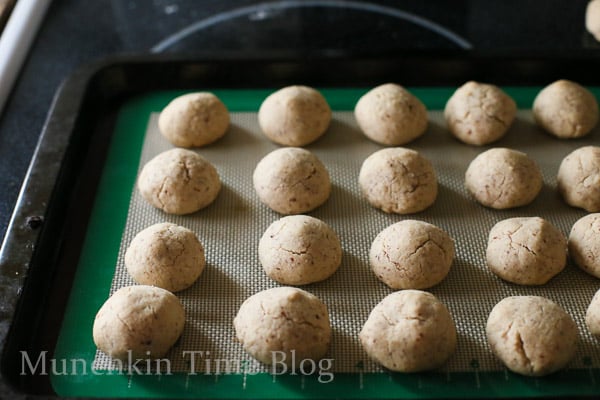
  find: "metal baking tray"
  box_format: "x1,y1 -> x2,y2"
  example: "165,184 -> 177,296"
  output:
2,52 -> 600,399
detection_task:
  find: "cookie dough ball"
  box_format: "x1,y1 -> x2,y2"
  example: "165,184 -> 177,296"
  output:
444,81 -> 516,146
557,146 -> 600,212
93,285 -> 185,360
586,289 -> 600,336
258,85 -> 331,146
533,80 -> 599,139
158,92 -> 229,147
486,296 -> 578,376
359,148 -> 437,214
486,217 -> 567,285
253,147 -> 331,214
465,148 -> 543,209
369,220 -> 455,289
125,223 -> 205,292
568,213 -> 600,278
233,287 -> 331,366
359,290 -> 457,372
588,0 -> 600,41
354,83 -> 428,146
138,148 -> 221,215
259,215 -> 342,285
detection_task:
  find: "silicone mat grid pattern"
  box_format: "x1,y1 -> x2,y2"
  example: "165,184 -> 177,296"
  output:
94,110 -> 600,374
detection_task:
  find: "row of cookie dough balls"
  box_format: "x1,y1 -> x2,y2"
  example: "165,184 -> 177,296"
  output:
157,80 -> 599,150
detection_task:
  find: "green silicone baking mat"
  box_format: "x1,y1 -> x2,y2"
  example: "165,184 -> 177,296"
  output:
51,87 -> 600,398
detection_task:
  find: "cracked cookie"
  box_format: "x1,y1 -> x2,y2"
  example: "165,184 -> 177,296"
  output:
359,290 -> 457,372
138,148 -> 221,215
359,147 -> 438,214
369,220 -> 455,290
233,286 -> 331,366
557,146 -> 600,212
486,296 -> 578,376
354,83 -> 428,146
93,285 -> 185,360
258,85 -> 331,146
259,215 -> 342,285
568,213 -> 600,279
486,217 -> 567,285
586,288 -> 600,337
158,92 -> 229,148
444,81 -> 516,146
465,148 -> 543,209
533,79 -> 599,139
125,222 -> 205,292
253,147 -> 331,214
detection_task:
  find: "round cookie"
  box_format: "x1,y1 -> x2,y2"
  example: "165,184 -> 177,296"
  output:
486,296 -> 578,376
369,220 -> 455,289
533,79 -> 599,139
93,285 -> 185,360
158,92 -> 229,148
259,215 -> 342,285
253,147 -> 331,214
569,213 -> 600,279
557,146 -> 600,212
588,0 -> 600,41
354,83 -> 428,146
586,289 -> 600,337
258,85 -> 331,146
125,222 -> 205,292
359,147 -> 438,214
359,290 -> 457,372
444,81 -> 517,145
465,148 -> 543,209
233,287 -> 331,366
138,148 -> 221,215
486,217 -> 567,285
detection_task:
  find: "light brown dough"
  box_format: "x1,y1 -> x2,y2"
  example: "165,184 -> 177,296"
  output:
465,148 -> 543,209
259,215 -> 342,285
359,290 -> 457,372
557,146 -> 600,212
486,296 -> 578,376
253,147 -> 331,214
93,285 -> 185,360
568,213 -> 600,279
258,85 -> 331,146
533,79 -> 599,139
588,0 -> 600,41
158,92 -> 229,147
486,217 -> 567,285
369,220 -> 455,289
358,147 -> 437,214
233,287 -> 331,366
444,81 -> 516,145
586,288 -> 600,337
137,148 -> 221,215
354,83 -> 428,146
125,222 -> 205,292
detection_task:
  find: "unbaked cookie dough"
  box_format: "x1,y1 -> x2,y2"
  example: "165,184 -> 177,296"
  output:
258,85 -> 331,146
359,147 -> 437,214
93,285 -> 185,360
486,217 -> 567,285
369,220 -> 455,289
138,148 -> 221,215
557,146 -> 600,212
354,83 -> 428,146
359,290 -> 457,372
125,222 -> 205,292
253,147 -> 331,214
533,79 -> 599,139
588,0 -> 600,41
233,286 -> 331,366
586,289 -> 600,337
568,213 -> 600,279
444,81 -> 516,145
465,148 -> 543,209
259,215 -> 342,285
158,92 -> 229,147
486,296 -> 578,377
